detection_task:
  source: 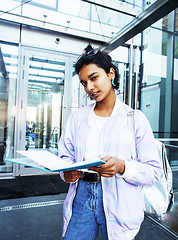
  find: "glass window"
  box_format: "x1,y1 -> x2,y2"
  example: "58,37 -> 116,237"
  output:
0,43 -> 18,173
152,11 -> 174,32
171,35 -> 178,174
141,28 -> 173,136
58,0 -> 86,16
142,28 -> 172,86
31,0 -> 57,9
175,8 -> 178,33
71,63 -> 80,112
109,46 -> 129,63
122,0 -> 143,9
25,55 -> 65,153
141,24 -> 178,195
116,62 -> 128,103
2,0 -> 140,39
0,0 -> 21,15
14,0 -> 57,9
91,5 -> 133,28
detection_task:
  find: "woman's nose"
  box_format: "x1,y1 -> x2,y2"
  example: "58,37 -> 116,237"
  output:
87,81 -> 94,92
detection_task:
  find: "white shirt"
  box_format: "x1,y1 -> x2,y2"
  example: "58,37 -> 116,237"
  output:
85,109 -> 109,161
84,101 -> 140,239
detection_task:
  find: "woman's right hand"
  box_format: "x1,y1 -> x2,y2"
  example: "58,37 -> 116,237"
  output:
64,170 -> 82,183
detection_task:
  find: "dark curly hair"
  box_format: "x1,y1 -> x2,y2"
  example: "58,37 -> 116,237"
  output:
75,44 -> 119,90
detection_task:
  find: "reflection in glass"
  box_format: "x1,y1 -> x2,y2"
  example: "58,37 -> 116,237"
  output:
0,43 -> 18,173
26,55 -> 65,155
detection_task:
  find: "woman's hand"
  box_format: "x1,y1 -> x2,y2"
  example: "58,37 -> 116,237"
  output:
89,156 -> 125,177
64,170 -> 83,183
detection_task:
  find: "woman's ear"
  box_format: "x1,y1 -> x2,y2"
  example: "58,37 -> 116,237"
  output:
109,67 -> 115,79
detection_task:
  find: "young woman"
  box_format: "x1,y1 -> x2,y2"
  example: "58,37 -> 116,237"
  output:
58,45 -> 162,240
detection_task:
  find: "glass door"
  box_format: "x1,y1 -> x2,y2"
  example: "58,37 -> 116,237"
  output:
16,47 -> 71,176
0,42 -> 18,176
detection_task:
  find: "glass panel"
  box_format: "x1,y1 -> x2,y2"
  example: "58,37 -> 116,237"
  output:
176,8 -> 178,33
141,28 -> 172,138
0,43 -> 18,173
152,11 -> 174,32
31,0 -> 57,9
171,35 -> 178,186
25,55 -> 65,156
121,0 -> 143,9
71,63 -> 80,112
90,4 -> 133,38
140,19 -> 178,233
116,63 -> 128,103
141,26 -> 178,194
141,28 -> 173,138
0,0 -> 141,39
142,28 -> 171,86
0,0 -> 21,15
109,46 -> 129,63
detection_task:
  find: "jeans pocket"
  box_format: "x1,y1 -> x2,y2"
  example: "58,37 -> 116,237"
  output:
73,181 -> 88,208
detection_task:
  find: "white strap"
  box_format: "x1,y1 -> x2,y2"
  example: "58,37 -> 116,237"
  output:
127,111 -> 137,161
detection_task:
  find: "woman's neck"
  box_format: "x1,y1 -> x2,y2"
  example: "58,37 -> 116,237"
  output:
94,92 -> 116,117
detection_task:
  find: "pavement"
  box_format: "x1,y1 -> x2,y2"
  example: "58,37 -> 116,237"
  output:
0,192 -> 177,240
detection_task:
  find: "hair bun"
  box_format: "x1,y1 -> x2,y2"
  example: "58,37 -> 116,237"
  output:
84,44 -> 93,54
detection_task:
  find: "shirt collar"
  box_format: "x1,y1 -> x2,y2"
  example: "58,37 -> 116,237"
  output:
87,98 -> 122,126
110,98 -> 120,117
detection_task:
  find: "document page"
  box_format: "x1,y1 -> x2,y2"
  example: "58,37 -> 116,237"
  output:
16,150 -> 105,171
17,150 -> 71,170
5,157 -> 51,171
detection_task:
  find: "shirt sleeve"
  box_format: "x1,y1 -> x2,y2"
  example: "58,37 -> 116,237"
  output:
58,113 -> 76,182
117,110 -> 162,186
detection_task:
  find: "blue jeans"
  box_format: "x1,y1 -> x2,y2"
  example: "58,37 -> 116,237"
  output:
64,180 -> 108,240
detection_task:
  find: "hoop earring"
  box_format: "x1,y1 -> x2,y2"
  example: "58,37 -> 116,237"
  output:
111,78 -> 116,87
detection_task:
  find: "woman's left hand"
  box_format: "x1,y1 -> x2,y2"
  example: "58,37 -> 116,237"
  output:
89,156 -> 125,177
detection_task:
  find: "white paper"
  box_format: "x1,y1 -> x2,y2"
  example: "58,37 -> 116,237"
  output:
5,157 -> 50,171
17,150 -> 71,170
16,150 -> 104,171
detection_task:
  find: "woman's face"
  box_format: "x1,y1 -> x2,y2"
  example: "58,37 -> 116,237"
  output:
79,63 -> 115,102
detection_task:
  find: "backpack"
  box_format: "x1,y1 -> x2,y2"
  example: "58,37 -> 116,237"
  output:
128,111 -> 174,218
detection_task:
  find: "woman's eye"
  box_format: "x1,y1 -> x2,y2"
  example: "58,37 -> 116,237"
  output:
91,76 -> 97,81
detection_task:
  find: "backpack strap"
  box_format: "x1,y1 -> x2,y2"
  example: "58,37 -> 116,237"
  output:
127,111 -> 137,161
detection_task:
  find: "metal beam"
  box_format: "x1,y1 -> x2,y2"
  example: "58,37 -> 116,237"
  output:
102,0 -> 178,53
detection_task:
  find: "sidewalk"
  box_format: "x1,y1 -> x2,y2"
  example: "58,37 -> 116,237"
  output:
0,174 -> 177,240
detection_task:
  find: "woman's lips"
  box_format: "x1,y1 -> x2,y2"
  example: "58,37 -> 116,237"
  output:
91,91 -> 100,99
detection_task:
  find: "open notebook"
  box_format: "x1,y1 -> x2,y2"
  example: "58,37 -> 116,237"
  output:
5,150 -> 105,172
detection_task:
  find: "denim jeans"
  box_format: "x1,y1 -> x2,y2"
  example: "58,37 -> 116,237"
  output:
64,180 -> 108,240
63,180 -> 135,240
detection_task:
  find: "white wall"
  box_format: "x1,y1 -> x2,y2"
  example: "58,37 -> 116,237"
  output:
0,22 -> 20,43
21,27 -> 95,55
